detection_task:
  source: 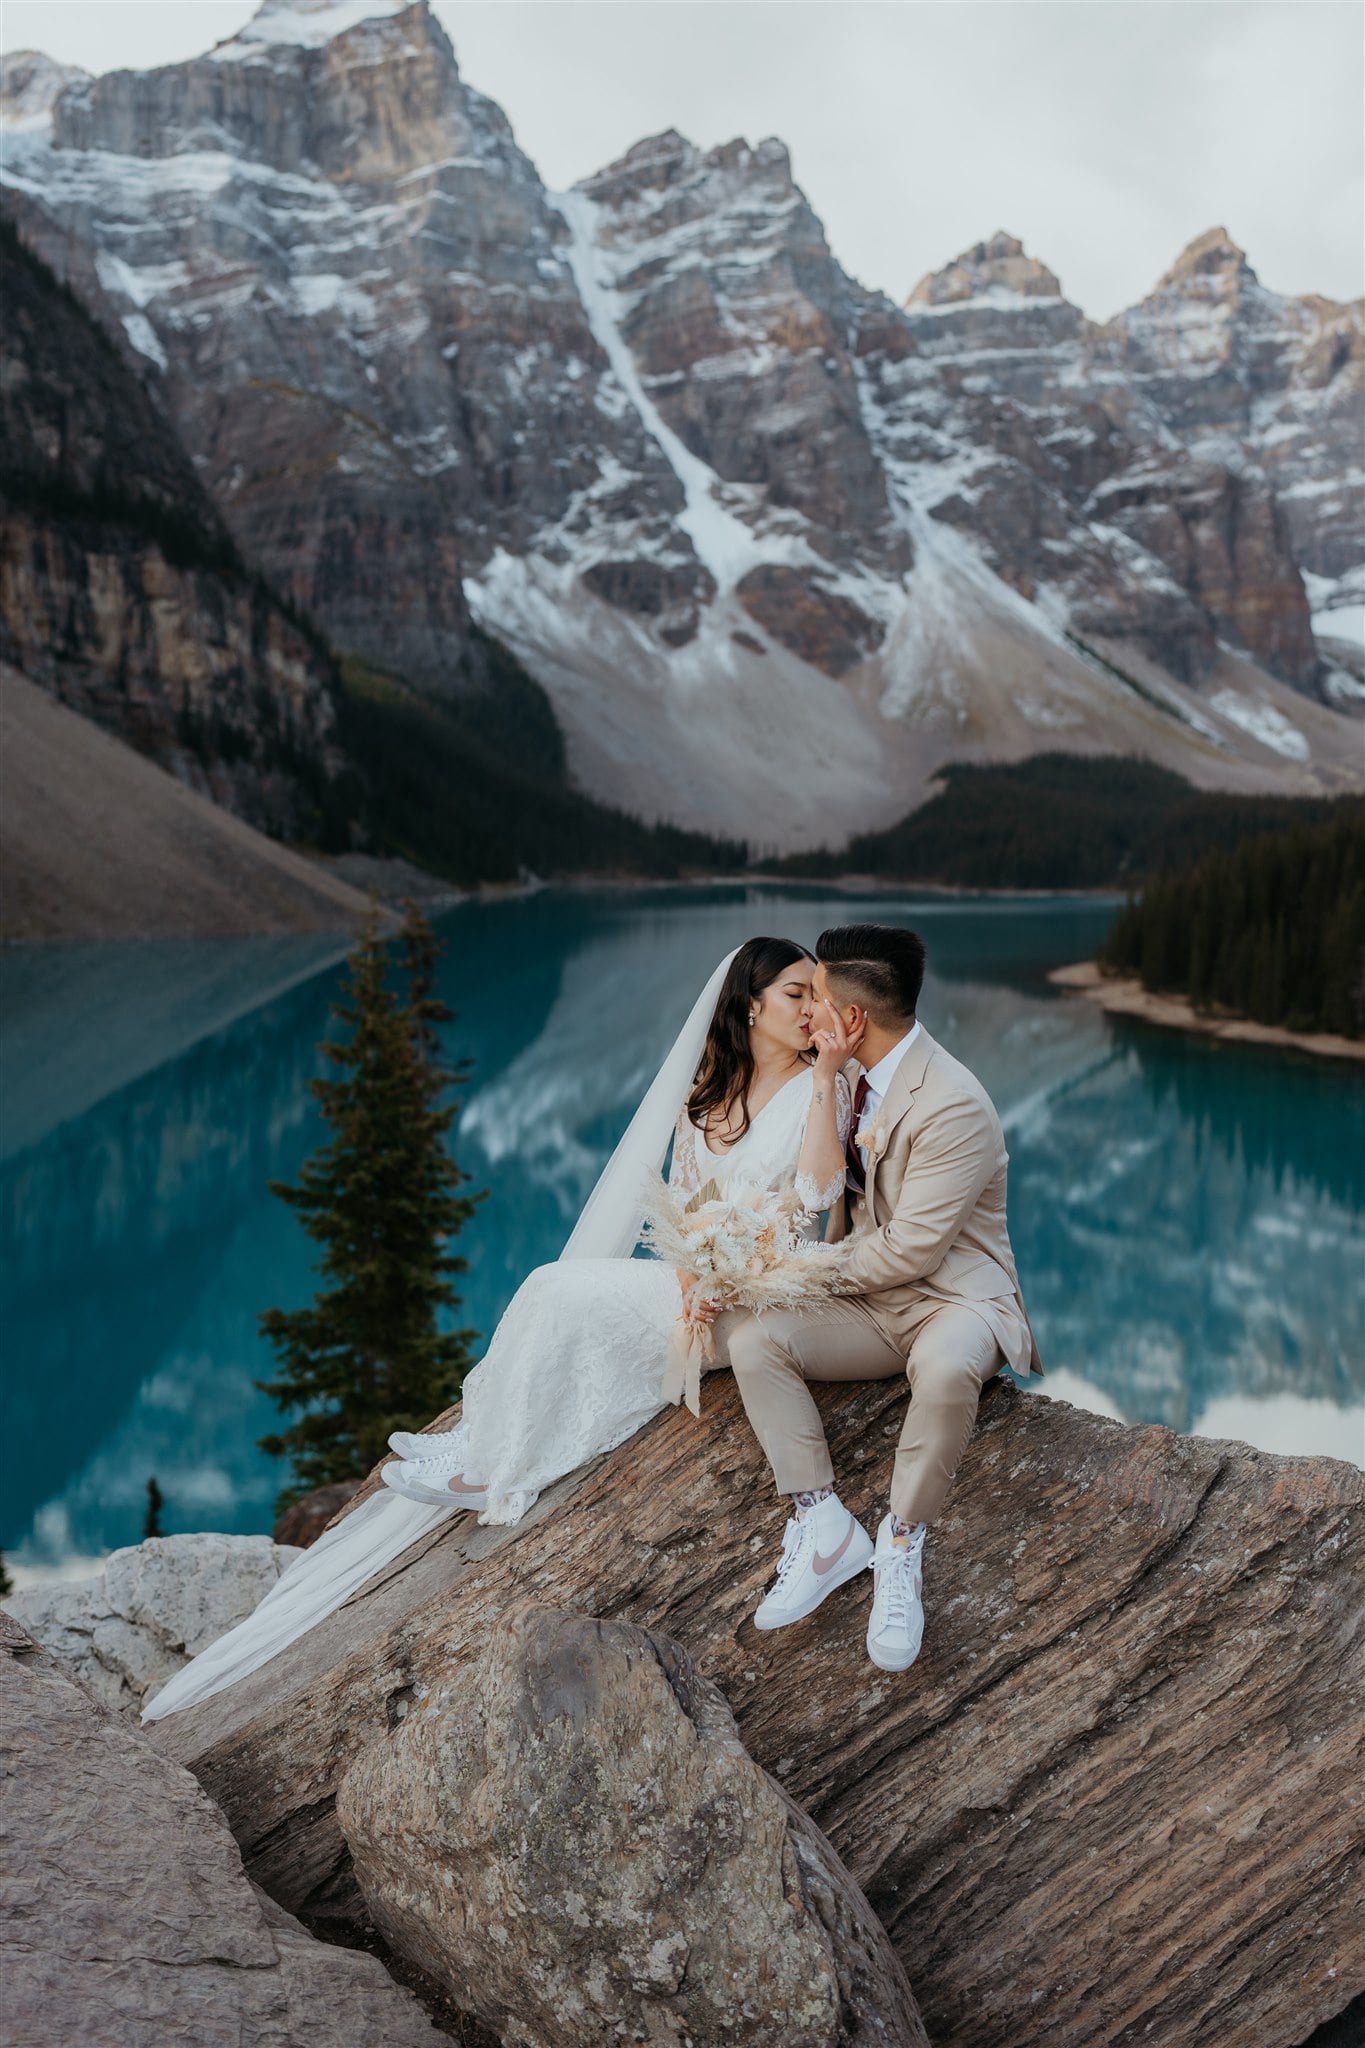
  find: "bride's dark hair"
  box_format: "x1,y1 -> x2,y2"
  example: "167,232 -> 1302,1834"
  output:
686,937 -> 814,1145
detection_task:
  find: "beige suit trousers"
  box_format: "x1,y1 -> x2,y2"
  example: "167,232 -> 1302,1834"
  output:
717,1294 -> 1007,1526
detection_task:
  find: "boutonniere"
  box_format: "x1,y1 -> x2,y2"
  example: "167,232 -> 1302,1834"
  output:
855,1120 -> 887,1163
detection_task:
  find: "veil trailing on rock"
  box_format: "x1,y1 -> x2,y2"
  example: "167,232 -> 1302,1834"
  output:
141,948 -> 740,1724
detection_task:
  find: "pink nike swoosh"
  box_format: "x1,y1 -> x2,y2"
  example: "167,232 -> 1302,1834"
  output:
812,1518 -> 857,1575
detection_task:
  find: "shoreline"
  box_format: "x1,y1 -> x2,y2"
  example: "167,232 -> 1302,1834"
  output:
1,867 -> 1123,949
468,870 -> 1123,905
694,872 -> 1120,901
1050,961 -> 1365,1064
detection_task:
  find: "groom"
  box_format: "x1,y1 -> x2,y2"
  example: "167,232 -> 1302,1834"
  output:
719,922 -> 1042,1672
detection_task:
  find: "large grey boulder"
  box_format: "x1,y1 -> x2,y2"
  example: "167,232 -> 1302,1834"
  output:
5,1533 -> 299,1720
0,1611 -> 443,2047
337,1604 -> 928,2048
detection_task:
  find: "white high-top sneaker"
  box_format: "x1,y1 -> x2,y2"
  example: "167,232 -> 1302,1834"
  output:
752,1492 -> 873,1631
388,1423 -> 469,1461
381,1445 -> 488,1511
865,1515 -> 926,1672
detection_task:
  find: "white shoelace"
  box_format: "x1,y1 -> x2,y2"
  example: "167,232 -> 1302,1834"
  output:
771,1517 -> 815,1589
396,1421 -> 471,1458
875,1541 -> 923,1629
406,1446 -> 460,1473
405,1446 -> 486,1488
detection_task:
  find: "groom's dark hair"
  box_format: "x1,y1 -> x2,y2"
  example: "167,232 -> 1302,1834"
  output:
817,924 -> 925,1026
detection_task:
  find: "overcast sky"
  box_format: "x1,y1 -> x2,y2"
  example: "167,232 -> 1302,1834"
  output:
4,1 -> 1362,321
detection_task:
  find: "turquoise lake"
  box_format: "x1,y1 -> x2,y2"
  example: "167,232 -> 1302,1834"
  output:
3,886 -> 1362,1579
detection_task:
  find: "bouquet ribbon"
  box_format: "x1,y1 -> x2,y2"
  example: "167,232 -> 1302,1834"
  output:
661,1309 -> 715,1418
643,1171 -> 849,1422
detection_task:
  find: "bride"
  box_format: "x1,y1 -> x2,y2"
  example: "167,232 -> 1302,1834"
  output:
142,936 -> 853,1723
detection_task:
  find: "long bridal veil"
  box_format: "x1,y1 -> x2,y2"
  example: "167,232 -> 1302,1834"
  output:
141,947 -> 740,1723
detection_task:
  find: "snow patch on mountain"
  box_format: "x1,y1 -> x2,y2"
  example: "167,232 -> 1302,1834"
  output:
94,254 -> 191,309
1208,692 -> 1310,760
210,0 -> 411,61
1323,669 -> 1365,708
850,349 -> 1077,721
1302,567 -> 1365,653
909,287 -> 1069,320
465,547 -> 901,846
1318,606 -> 1365,652
550,188 -> 773,594
0,50 -> 90,130
120,313 -> 168,369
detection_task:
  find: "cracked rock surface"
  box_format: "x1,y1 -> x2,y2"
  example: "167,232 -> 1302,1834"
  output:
337,1603 -> 927,2047
154,1377 -> 1365,2047
0,1611 -> 443,2047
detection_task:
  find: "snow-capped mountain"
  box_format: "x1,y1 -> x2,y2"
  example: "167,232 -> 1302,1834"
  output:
1097,228 -> 1364,676
2,0 -> 1361,848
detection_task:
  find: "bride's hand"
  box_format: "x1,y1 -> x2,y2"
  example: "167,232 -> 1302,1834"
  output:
810,998 -> 854,1075
677,1271 -> 717,1327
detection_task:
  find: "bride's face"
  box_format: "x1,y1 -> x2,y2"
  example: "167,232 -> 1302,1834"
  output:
750,959 -> 816,1057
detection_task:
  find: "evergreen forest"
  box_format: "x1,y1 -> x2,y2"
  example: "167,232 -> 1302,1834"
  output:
1099,813 -> 1365,1037
777,755 -> 1363,892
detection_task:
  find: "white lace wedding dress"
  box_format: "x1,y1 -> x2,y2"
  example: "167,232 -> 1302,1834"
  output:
141,945 -> 848,1725
441,1066 -> 852,1524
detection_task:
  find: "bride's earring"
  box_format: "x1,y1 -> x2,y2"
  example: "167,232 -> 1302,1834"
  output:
747,1010 -> 756,1026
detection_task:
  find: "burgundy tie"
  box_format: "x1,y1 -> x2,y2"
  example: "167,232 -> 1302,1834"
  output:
845,1073 -> 870,1193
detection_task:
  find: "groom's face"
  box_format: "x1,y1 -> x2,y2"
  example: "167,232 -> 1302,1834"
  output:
812,962 -> 863,1038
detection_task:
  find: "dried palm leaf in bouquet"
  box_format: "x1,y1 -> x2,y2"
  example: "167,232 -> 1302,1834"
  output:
640,1173 -> 847,1416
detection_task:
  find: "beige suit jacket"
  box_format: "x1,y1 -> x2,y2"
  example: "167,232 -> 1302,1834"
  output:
825,1026 -> 1043,1377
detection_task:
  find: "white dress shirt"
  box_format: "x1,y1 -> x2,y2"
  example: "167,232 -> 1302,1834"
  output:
856,1020 -> 921,1180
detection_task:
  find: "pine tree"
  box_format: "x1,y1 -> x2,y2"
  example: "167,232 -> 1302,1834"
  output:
399,896 -> 456,1061
1187,881 -> 1214,1009
257,907 -> 484,1507
143,1477 -> 165,1540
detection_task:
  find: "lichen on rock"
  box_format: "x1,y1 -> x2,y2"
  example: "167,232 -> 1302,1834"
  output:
337,1603 -> 928,2047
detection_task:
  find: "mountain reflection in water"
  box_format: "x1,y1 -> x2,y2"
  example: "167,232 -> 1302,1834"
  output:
2,887 -> 1360,1574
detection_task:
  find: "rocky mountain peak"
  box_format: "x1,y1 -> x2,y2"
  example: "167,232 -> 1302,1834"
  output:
905,229 -> 1065,307
48,0 -> 510,189
1155,225 -> 1257,292
589,127 -> 701,194
0,49 -> 90,129
1104,222 -> 1293,381
209,0 -> 422,60
719,134 -> 794,180
2,7 -> 1355,839
582,128 -> 798,212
